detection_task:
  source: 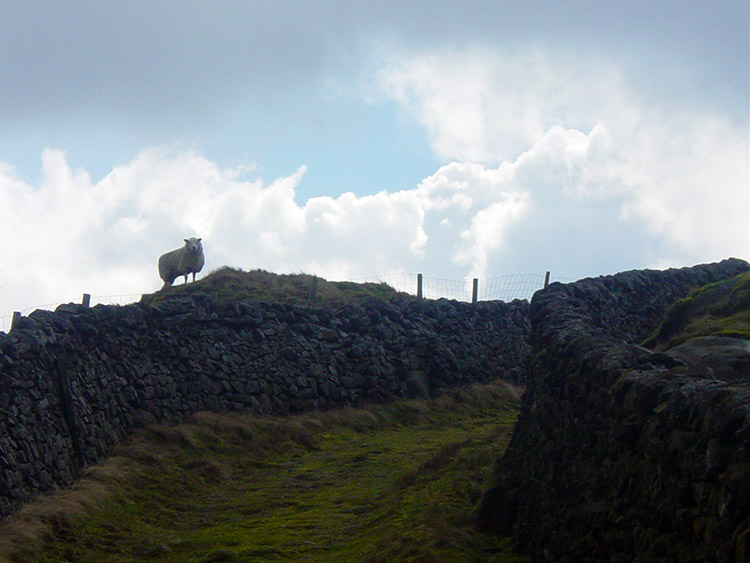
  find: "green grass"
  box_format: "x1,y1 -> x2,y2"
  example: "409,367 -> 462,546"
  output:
0,382 -> 525,563
643,272 -> 750,350
141,267 -> 406,309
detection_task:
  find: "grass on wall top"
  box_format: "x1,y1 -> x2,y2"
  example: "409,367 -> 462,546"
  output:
643,272 -> 750,350
141,266 -> 406,309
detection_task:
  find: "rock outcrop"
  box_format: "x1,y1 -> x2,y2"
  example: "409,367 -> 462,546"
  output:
478,258 -> 750,562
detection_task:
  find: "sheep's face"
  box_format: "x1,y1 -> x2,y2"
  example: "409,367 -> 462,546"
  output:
184,237 -> 203,255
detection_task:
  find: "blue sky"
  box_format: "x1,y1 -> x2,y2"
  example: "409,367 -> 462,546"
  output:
0,1 -> 748,326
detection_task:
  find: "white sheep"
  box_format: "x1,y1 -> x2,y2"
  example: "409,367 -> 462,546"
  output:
158,238 -> 205,288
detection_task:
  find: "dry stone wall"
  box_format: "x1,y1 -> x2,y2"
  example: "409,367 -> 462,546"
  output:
478,258 -> 750,562
0,293 -> 530,521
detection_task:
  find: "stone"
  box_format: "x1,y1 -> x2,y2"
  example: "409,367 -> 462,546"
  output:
666,336 -> 750,383
0,285 -> 531,521
479,258 -> 750,562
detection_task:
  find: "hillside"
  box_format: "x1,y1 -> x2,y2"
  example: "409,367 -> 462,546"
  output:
0,381 -> 525,562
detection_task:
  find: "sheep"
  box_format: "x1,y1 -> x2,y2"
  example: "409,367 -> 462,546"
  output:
158,237 -> 205,288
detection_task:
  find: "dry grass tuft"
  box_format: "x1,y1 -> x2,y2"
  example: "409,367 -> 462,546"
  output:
0,457 -> 133,562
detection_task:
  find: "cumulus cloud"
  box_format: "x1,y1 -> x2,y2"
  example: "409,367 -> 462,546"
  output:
374,47 -> 623,163
0,143 -> 535,323
0,148 -> 431,322
373,47 -> 749,273
1,44 -> 747,328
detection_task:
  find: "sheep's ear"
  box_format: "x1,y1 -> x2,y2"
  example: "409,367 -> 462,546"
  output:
197,238 -> 202,242
184,239 -> 189,244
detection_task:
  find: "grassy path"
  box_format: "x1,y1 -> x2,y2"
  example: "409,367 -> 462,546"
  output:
1,382 -> 525,562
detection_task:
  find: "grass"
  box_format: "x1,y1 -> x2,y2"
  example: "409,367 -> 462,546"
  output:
141,267 -> 405,309
643,272 -> 750,351
0,381 -> 526,563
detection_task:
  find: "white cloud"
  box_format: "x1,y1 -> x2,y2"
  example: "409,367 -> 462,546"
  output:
0,148 -> 424,321
454,194 -> 529,279
412,162 -> 529,279
0,141 -> 538,323
375,46 -> 623,164
373,47 -> 749,272
1,45 -> 747,328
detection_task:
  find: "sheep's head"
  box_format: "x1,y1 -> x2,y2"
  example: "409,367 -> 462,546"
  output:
184,237 -> 203,255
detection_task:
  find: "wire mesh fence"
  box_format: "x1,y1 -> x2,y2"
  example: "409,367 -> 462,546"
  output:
480,274 -> 548,302
356,274 -> 476,301
1,273 -> 573,333
89,294 -> 143,308
354,272 -> 566,303
0,293 -> 143,333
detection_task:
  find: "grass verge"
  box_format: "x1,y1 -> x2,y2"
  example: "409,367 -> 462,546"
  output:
0,381 -> 525,562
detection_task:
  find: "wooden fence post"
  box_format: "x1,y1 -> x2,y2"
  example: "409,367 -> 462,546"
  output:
417,273 -> 423,299
11,311 -> 21,329
53,357 -> 85,472
472,278 -> 478,303
308,276 -> 319,306
82,293 -> 91,307
544,271 -> 550,289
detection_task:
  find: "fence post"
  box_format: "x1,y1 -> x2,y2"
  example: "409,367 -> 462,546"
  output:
472,278 -> 478,303
308,276 -> 319,306
53,356 -> 85,473
544,271 -> 550,289
417,273 -> 423,299
11,311 -> 21,329
82,293 -> 91,307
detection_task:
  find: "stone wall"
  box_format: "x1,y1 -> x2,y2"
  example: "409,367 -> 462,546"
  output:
478,258 -> 750,562
0,293 -> 529,521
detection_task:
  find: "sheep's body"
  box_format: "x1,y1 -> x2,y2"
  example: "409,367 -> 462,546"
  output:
158,238 -> 205,287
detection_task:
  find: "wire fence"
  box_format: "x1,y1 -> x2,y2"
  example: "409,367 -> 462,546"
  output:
1,273 -> 573,333
354,272 -> 569,302
0,293 -> 143,333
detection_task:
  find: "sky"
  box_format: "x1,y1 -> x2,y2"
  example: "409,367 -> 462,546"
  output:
0,1 -> 748,327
